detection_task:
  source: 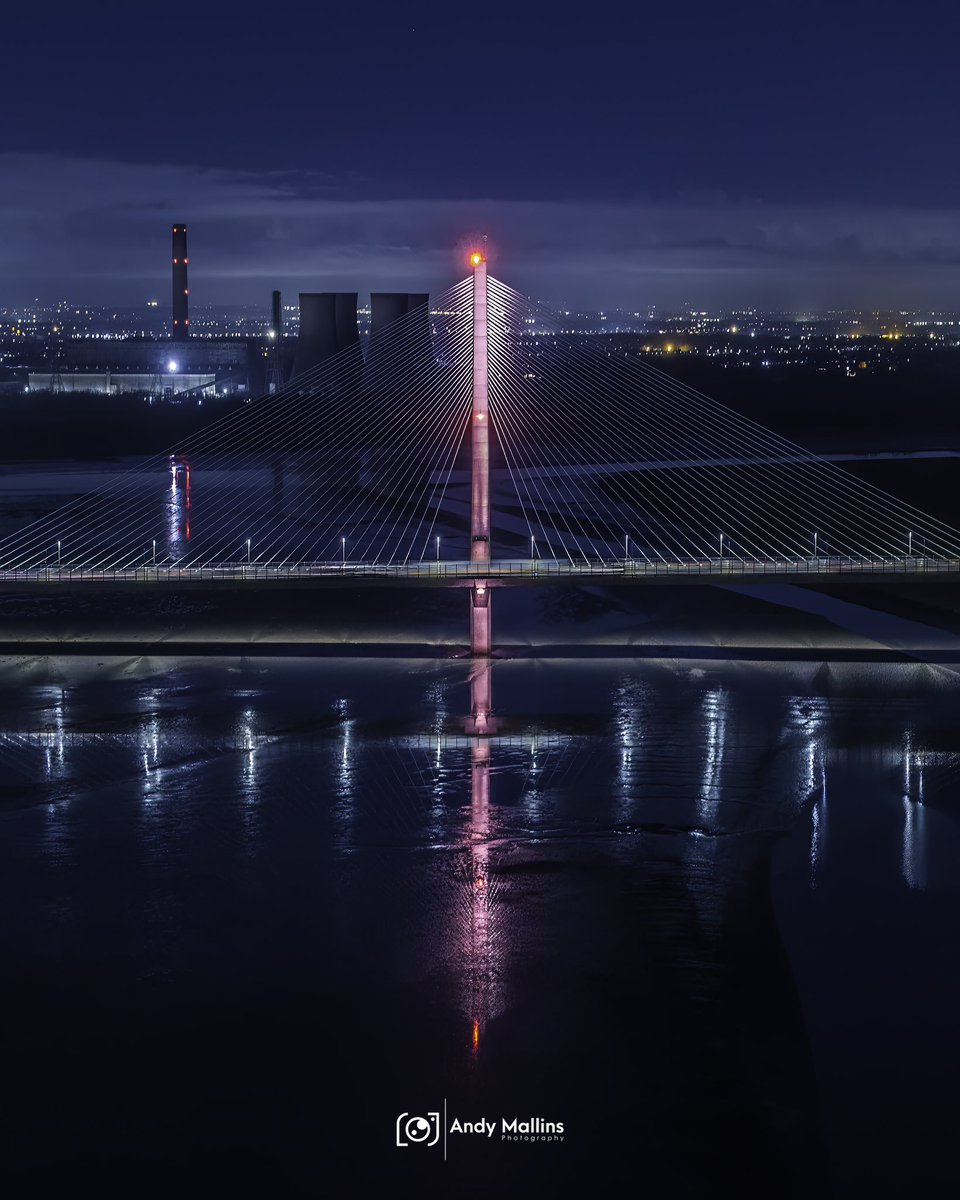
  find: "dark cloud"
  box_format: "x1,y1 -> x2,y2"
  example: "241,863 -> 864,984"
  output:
3,153 -> 960,311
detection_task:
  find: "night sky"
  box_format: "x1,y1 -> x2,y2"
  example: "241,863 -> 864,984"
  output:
3,0 -> 959,309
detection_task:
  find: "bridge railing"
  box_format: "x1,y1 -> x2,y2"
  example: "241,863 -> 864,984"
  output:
1,555 -> 960,583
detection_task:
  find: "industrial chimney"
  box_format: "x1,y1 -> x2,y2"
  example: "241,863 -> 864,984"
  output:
171,224 -> 189,341
267,289 -> 284,392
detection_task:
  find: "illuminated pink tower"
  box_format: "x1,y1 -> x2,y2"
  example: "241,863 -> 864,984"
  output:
469,249 -> 491,656
462,249 -> 499,1040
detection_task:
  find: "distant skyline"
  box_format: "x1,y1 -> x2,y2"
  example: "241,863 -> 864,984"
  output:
3,1 -> 959,310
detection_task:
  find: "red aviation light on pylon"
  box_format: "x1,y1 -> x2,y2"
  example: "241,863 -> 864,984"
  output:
469,251 -> 484,267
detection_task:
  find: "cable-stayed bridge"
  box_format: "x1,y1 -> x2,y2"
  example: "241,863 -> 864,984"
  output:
3,252 -> 960,653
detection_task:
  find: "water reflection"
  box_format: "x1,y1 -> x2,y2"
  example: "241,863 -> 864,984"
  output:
782,698 -> 829,887
700,686 -> 728,823
1,657 -> 960,1193
902,793 -> 927,891
467,734 -> 493,1058
239,706 -> 257,793
613,674 -> 645,819
0,661 -> 951,888
810,784 -> 828,888
166,456 -> 191,553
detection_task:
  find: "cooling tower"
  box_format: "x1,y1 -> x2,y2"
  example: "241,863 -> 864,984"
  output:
367,292 -> 434,383
290,292 -> 362,384
403,292 -> 432,370
335,292 -> 360,353
291,293 -> 339,378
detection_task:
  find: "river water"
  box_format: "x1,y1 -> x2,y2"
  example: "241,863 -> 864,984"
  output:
1,652 -> 958,1196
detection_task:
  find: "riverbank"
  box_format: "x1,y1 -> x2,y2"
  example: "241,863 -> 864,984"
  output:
3,580 -> 960,660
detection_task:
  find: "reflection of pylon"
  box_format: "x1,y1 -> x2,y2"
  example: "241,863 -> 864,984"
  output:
469,737 -> 491,1061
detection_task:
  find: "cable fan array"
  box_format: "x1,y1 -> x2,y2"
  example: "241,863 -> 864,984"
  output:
484,277 -> 960,563
3,271 -> 960,574
0,280 -> 475,571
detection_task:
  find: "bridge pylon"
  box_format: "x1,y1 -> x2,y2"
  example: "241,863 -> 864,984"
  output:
469,249 -> 491,656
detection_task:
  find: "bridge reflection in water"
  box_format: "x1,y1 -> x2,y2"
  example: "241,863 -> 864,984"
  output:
0,657 -> 958,1192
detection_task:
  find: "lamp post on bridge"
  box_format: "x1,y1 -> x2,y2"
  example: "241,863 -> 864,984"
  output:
341,536 -> 346,567
152,538 -> 157,566
247,538 -> 251,564
719,532 -> 724,561
909,531 -> 913,557
436,535 -> 441,564
56,540 -> 61,567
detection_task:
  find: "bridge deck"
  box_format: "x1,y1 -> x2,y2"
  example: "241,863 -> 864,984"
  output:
1,557 -> 959,588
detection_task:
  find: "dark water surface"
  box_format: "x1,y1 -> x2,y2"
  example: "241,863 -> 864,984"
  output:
1,655 -> 958,1196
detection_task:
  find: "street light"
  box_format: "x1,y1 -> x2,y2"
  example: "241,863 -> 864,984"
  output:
908,531 -> 913,556
152,538 -> 156,565
531,534 -> 536,559
813,531 -> 818,559
56,540 -> 61,566
719,532 -> 724,560
625,534 -> 630,560
436,535 -> 440,563
341,536 -> 346,566
246,538 -> 251,563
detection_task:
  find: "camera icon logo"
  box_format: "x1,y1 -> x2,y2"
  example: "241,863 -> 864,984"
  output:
396,1112 -> 440,1148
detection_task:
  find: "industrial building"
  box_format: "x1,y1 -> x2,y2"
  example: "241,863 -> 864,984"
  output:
29,224 -> 259,395
27,371 -> 216,396
15,224 -> 438,400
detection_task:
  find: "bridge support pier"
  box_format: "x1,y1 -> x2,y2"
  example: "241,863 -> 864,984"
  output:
465,652 -> 497,735
471,583 -> 491,656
